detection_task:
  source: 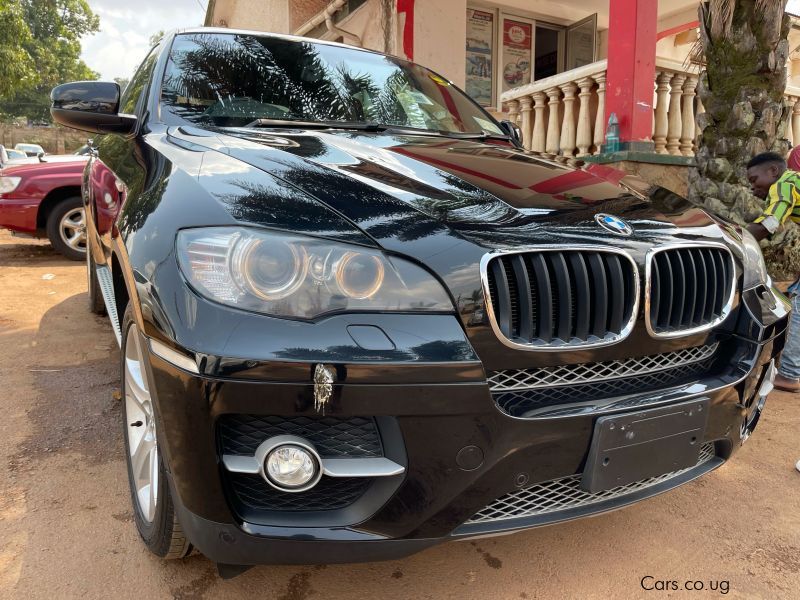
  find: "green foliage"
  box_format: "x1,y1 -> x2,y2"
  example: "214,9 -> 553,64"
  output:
0,0 -> 100,122
149,30 -> 166,47
0,0 -> 35,99
114,78 -> 131,95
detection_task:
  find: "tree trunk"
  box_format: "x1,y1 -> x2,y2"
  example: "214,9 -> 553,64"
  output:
688,0 -> 796,278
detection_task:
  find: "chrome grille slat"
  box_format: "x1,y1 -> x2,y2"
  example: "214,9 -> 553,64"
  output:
487,343 -> 719,391
482,248 -> 638,350
647,245 -> 735,337
465,442 -> 716,524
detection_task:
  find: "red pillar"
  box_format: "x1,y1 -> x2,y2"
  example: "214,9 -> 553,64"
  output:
604,0 -> 658,151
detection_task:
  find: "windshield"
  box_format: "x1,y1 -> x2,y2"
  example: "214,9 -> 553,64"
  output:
160,33 -> 503,135
16,144 -> 42,152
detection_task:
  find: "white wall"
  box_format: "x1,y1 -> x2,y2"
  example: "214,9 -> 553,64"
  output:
414,0 -> 468,87
209,0 -> 290,32
321,0 -> 391,52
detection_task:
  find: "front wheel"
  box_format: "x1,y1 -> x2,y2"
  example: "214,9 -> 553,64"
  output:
46,196 -> 86,260
121,307 -> 192,559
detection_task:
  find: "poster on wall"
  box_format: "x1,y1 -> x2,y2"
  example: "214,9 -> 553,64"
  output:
502,19 -> 532,93
465,9 -> 494,106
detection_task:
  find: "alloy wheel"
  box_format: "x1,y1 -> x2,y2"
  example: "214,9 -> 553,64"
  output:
58,207 -> 86,253
124,326 -> 159,523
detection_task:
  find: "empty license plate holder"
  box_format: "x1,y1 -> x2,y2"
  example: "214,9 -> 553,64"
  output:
581,399 -> 709,493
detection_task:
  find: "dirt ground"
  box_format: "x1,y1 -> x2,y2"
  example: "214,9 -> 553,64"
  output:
1,229 -> 799,600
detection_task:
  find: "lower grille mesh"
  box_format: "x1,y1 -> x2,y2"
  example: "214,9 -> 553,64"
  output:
490,344 -> 718,417
465,442 -> 716,524
218,415 -> 382,457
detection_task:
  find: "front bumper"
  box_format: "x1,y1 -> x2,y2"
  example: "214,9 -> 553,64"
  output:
0,197 -> 40,234
140,282 -> 787,565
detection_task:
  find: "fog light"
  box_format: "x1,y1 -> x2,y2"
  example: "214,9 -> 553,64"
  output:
264,444 -> 320,491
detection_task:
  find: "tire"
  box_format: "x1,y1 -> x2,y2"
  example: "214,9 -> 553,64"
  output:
45,196 -> 86,260
87,248 -> 107,315
121,306 -> 192,559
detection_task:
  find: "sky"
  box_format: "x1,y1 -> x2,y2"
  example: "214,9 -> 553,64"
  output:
79,0 -> 207,81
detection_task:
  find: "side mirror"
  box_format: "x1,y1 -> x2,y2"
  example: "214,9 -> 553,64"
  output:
51,81 -> 137,136
499,119 -> 523,149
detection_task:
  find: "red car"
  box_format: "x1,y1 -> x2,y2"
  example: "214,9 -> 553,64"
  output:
0,156 -> 89,260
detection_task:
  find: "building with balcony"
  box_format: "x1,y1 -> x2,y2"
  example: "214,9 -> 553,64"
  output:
205,0 -> 800,194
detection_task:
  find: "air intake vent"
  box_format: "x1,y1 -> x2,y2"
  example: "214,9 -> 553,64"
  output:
647,246 -> 735,337
483,249 -> 638,349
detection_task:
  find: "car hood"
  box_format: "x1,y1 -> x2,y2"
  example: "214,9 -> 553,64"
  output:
0,155 -> 87,175
174,126 -> 723,250
160,126 -> 740,367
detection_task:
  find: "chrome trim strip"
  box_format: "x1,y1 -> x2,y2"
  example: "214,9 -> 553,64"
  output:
222,454 -> 260,474
479,246 -> 640,352
149,338 -> 199,374
222,436 -> 406,484
644,242 -> 737,339
322,457 -> 406,478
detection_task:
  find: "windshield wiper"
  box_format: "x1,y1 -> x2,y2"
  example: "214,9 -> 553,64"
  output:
242,119 -> 393,131
239,119 -> 454,136
437,130 -> 511,141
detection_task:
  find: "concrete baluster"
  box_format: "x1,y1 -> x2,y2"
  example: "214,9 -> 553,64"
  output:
653,71 -> 671,154
666,73 -> 686,156
506,100 -> 520,126
592,73 -> 606,155
532,92 -> 547,152
787,96 -> 797,147
792,99 -> 800,146
545,87 -> 562,155
559,82 -> 578,157
519,97 -> 533,150
575,77 -> 594,156
680,75 -> 697,156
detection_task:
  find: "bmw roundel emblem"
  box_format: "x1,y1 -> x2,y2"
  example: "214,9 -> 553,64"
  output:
595,213 -> 633,236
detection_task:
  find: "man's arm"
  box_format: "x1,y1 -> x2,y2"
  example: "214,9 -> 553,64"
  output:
751,177 -> 795,239
747,221 -> 771,241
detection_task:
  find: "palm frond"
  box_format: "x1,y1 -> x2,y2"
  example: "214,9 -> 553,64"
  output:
755,0 -> 785,14
709,0 -> 735,41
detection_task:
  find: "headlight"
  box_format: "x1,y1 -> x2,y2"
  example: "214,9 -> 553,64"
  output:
177,227 -> 454,319
0,176 -> 21,194
741,229 -> 769,290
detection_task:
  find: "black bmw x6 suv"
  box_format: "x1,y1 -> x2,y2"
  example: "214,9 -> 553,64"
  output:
51,29 -> 788,572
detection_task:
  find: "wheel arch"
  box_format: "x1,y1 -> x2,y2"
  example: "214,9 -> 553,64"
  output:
110,250 -> 131,330
36,186 -> 82,230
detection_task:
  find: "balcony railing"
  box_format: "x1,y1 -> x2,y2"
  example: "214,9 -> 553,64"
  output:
501,58 -> 800,158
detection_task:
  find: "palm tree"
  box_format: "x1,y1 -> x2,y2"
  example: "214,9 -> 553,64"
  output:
688,0 -> 796,277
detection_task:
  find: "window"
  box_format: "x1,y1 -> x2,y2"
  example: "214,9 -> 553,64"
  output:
120,46 -> 160,116
160,33 -> 503,134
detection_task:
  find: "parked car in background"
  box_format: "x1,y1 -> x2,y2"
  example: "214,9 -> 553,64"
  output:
14,142 -> 46,157
51,29 -> 787,576
0,155 -> 89,259
0,145 -> 28,166
5,147 -> 27,162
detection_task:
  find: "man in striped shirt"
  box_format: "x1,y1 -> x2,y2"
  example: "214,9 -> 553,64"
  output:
746,152 -> 800,241
746,152 -> 800,402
